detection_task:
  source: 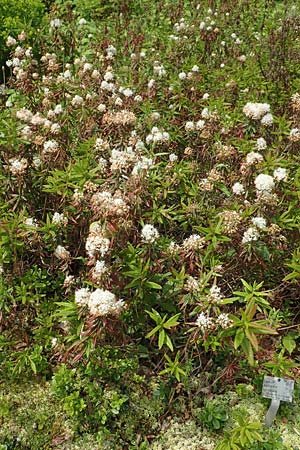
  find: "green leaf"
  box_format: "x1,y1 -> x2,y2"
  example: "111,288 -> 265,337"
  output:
145,324 -> 161,339
282,335 -> 296,355
165,334 -> 174,351
144,281 -> 162,289
234,328 -> 245,349
145,309 -> 162,323
163,313 -> 180,329
158,329 -> 165,349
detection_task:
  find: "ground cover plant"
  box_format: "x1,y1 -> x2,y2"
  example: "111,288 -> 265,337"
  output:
1,0 -> 300,448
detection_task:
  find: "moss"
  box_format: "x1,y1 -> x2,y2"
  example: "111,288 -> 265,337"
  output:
0,381 -> 73,448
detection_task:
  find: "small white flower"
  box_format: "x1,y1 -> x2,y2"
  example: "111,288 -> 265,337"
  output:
185,121 -> 195,131
54,245 -> 70,260
273,167 -> 287,182
179,71 -> 187,80
75,287 -> 91,306
232,182 -> 245,195
169,153 -> 178,162
261,113 -> 273,126
196,313 -> 213,331
141,224 -> 159,243
254,173 -> 274,193
123,88 -> 133,97
148,79 -> 155,89
71,95 -> 84,107
202,93 -> 209,100
242,227 -> 260,244
50,18 -> 62,28
256,137 -> 267,150
251,216 -> 267,229
196,120 -> 205,130
246,151 -> 263,165
78,18 -> 87,25
24,217 -> 38,227
52,212 -> 67,225
97,103 -> 106,112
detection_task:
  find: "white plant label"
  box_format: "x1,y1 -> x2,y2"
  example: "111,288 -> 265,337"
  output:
262,376 -> 294,402
262,376 -> 294,427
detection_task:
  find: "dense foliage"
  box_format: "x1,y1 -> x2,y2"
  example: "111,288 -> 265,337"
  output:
0,0 -> 300,448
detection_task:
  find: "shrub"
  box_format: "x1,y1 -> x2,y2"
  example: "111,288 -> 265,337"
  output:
0,0 -> 45,76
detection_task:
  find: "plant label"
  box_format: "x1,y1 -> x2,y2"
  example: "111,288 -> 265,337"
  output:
262,376 -> 294,427
262,376 -> 294,402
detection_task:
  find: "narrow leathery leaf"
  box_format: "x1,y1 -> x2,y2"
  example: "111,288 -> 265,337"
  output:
245,329 -> 259,351
163,313 -> 181,329
144,281 -> 162,289
250,322 -> 278,334
145,324 -> 161,339
165,334 -> 173,351
145,309 -> 161,323
158,329 -> 165,349
234,328 -> 245,349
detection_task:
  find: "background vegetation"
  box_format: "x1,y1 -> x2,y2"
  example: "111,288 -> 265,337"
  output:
0,0 -> 300,448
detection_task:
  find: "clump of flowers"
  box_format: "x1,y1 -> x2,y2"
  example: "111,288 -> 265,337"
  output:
90,191 -> 129,219
242,227 -> 260,245
85,222 -> 110,259
8,158 -> 28,175
141,224 -> 159,243
75,288 -> 124,317
243,102 -> 270,120
254,173 -> 275,194
145,127 -> 170,145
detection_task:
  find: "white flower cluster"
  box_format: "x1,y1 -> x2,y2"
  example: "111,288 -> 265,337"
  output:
246,151 -> 263,165
52,212 -> 68,225
90,191 -> 129,218
92,260 -> 108,278
132,156 -> 154,175
50,18 -> 62,28
43,140 -> 59,156
242,227 -> 260,245
243,102 -> 270,120
153,61 -> 166,77
141,224 -> 159,243
75,287 -> 124,317
71,95 -> 84,107
185,276 -> 200,292
273,167 -> 287,182
289,128 -> 300,142
146,127 -> 170,144
85,222 -> 110,258
185,120 -> 206,132
8,157 -> 28,175
182,234 -> 205,252
216,313 -> 233,329
256,137 -> 267,150
196,313 -> 214,331
54,245 -> 70,260
109,147 -> 136,171
254,173 -> 274,194
207,285 -> 222,303
232,182 -> 245,195
16,108 -> 33,122
243,102 -> 273,126
251,216 -> 267,229
6,36 -> 17,47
